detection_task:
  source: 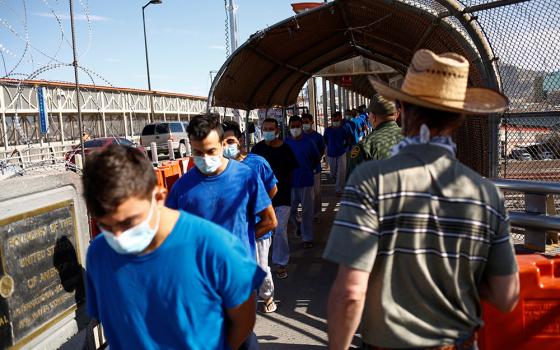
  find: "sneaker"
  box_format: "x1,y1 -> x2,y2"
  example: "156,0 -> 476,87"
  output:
276,266 -> 288,279
303,241 -> 313,249
262,297 -> 277,313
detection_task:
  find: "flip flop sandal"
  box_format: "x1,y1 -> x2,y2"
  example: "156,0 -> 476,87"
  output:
262,298 -> 277,313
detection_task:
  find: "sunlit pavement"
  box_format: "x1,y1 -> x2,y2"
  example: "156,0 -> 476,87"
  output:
254,169 -> 361,349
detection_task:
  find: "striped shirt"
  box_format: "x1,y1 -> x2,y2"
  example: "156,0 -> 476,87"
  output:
323,144 -> 517,348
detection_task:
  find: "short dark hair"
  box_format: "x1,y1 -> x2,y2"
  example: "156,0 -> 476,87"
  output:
222,120 -> 242,139
187,114 -> 224,141
262,118 -> 279,128
289,115 -> 302,126
402,102 -> 464,132
82,145 -> 156,218
331,111 -> 342,119
301,113 -> 313,122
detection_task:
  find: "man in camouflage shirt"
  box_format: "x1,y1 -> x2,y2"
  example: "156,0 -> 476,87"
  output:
347,94 -> 403,176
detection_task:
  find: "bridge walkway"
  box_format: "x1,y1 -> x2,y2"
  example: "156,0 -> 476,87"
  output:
254,168 -> 361,349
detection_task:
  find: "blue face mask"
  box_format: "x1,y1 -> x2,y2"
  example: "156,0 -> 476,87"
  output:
223,144 -> 240,159
263,131 -> 277,142
193,154 -> 222,174
102,198 -> 160,255
332,121 -> 341,127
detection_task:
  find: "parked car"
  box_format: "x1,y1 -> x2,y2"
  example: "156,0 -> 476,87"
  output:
140,121 -> 190,158
541,151 -> 554,160
510,149 -> 532,161
65,137 -> 145,170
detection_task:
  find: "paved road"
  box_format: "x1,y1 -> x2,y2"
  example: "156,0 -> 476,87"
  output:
254,172 -> 361,349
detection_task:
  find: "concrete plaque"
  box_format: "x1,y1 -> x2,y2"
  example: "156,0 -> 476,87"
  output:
0,172 -> 90,350
0,201 -> 84,349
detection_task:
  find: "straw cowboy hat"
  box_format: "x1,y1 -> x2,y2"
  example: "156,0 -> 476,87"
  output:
368,49 -> 508,114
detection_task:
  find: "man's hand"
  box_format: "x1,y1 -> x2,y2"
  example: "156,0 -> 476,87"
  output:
327,265 -> 370,350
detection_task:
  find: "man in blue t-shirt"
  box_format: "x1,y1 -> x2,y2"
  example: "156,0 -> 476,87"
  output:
222,120 -> 279,314
286,115 -> 321,248
83,145 -> 265,350
358,104 -> 371,135
324,111 -> 349,195
166,115 -> 277,260
301,113 -> 325,223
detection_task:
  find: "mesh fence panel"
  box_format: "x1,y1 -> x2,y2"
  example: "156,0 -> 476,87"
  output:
452,1 -> 560,219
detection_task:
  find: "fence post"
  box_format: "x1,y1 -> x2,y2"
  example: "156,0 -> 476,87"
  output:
524,193 -> 547,251
167,140 -> 175,161
150,142 -> 158,165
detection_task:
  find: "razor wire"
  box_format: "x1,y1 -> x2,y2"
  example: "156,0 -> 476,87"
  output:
0,0 -> 122,159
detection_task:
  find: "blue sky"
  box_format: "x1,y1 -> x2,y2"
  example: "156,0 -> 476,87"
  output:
0,0 -> 305,96
1,0 -> 558,97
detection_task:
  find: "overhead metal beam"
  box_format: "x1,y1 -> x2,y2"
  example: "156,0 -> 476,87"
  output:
439,0 -> 531,18
269,45 -> 352,106
250,35 -> 347,108
251,47 -> 312,76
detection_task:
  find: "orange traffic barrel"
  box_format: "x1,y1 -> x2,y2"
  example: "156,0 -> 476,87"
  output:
479,254 -> 560,349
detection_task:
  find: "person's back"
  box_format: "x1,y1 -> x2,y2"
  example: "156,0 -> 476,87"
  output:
83,145 -> 264,350
330,144 -> 516,347
324,49 -> 519,350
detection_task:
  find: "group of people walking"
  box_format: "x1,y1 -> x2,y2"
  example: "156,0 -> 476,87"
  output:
83,49 -> 519,350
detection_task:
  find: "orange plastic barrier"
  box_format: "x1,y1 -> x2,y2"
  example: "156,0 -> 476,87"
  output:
156,162 -> 181,190
479,254 -> 560,350
154,166 -> 165,188
177,157 -> 194,174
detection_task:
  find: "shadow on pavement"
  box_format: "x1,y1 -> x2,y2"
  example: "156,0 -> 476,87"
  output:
256,168 -> 357,349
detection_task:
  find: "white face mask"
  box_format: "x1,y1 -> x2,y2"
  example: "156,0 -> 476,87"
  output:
223,144 -> 240,159
302,124 -> 312,132
193,154 -> 222,174
290,128 -> 302,138
102,197 -> 160,255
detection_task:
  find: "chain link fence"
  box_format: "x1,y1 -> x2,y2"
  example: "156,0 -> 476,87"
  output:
471,0 -> 560,228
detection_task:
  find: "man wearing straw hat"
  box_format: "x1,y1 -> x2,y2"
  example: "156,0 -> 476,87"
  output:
324,49 -> 520,350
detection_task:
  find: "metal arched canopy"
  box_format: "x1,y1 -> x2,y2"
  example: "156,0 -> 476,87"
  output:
207,0 -> 501,111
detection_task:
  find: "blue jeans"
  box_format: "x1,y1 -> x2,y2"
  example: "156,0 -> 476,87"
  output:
239,331 -> 259,350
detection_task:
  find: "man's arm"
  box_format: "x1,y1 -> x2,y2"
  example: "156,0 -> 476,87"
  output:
327,265 -> 370,350
268,185 -> 278,199
479,273 -> 519,313
255,205 -> 277,238
225,292 -> 257,350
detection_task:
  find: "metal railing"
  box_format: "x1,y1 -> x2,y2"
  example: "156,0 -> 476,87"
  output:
492,178 -> 560,252
0,144 -> 75,179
